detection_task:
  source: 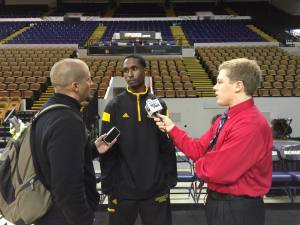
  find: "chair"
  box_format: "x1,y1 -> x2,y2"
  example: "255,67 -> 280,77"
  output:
269,89 -> 281,97
164,82 -> 174,90
15,77 -> 26,84
102,76 -> 111,84
283,82 -> 294,89
287,70 -> 296,76
184,82 -> 194,90
22,90 -> 33,99
264,75 -> 274,82
36,77 -> 48,84
8,97 -> 21,112
273,81 -> 283,89
0,83 -> 7,91
281,88 -> 292,97
154,82 -> 163,90
154,89 -> 165,98
174,82 -> 183,90
6,83 -> 18,91
27,77 -> 37,84
5,77 -> 15,84
33,71 -> 43,77
162,76 -> 172,83
98,89 -> 106,98
181,75 -> 191,83
9,91 -> 22,98
99,82 -> 109,90
90,83 -> 99,92
0,91 -> 9,97
186,90 -> 197,97
285,75 -> 295,82
258,89 -> 269,96
175,90 -> 186,98
165,90 -> 176,98
172,76 -> 181,83
18,83 -> 30,91
293,88 -> 300,96
262,82 -> 272,89
30,83 -> 41,91
277,140 -> 300,202
270,146 -> 294,202
23,71 -> 33,77
172,151 -> 197,203
294,81 -> 300,89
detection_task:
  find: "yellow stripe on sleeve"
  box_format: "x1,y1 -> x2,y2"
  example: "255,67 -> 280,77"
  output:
102,112 -> 111,122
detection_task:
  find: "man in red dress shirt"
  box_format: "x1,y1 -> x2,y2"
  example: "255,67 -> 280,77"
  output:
154,58 -> 273,225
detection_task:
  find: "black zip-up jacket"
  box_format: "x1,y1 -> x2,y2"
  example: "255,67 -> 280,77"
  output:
32,93 -> 99,225
100,88 -> 177,200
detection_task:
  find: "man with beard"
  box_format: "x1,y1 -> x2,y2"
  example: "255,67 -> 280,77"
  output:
99,55 -> 177,225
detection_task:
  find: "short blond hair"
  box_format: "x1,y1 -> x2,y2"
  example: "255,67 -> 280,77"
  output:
219,58 -> 262,96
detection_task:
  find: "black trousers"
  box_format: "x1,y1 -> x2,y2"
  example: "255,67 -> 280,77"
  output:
205,191 -> 265,225
107,191 -> 172,225
34,205 -> 72,225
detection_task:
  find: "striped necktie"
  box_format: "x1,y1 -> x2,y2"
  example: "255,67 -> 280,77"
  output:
207,111 -> 228,152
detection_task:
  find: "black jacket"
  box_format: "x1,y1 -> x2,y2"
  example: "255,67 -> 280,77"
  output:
100,89 -> 177,200
32,93 -> 99,225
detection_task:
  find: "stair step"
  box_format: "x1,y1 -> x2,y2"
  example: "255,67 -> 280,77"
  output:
0,26 -> 30,44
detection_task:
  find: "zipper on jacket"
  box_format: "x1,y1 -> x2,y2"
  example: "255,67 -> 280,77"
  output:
136,94 -> 141,122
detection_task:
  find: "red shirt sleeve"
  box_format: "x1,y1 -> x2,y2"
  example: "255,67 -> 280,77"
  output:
196,121 -> 265,184
168,125 -> 214,161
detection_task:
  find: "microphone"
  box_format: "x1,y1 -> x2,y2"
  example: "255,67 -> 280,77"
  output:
145,97 -> 163,117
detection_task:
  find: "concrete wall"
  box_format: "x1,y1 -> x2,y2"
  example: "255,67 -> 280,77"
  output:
271,0 -> 300,16
98,97 -> 300,138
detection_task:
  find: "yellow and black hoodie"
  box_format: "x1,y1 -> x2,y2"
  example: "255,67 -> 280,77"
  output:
100,88 -> 177,200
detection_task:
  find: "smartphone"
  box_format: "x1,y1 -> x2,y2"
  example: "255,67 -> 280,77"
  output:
103,126 -> 120,144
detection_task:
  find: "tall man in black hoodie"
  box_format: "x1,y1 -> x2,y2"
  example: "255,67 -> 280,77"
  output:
33,58 -> 114,225
100,55 -> 177,225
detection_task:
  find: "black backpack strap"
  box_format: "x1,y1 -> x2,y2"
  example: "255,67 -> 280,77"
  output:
33,104 -> 71,122
30,104 -> 72,190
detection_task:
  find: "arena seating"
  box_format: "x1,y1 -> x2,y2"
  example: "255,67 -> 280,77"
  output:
225,1 -> 300,44
7,21 -> 98,46
181,20 -> 265,45
0,47 -> 75,108
80,56 -> 195,98
100,21 -> 174,42
0,22 -> 26,40
195,46 -> 300,96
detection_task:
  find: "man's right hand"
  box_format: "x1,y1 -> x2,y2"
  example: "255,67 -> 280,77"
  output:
153,113 -> 175,133
94,134 -> 116,154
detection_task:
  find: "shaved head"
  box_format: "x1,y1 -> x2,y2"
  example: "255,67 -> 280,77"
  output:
50,58 -> 90,89
50,58 -> 93,102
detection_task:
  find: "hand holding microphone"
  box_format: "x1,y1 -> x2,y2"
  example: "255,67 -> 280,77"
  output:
145,97 -> 175,132
145,98 -> 163,118
153,114 -> 175,133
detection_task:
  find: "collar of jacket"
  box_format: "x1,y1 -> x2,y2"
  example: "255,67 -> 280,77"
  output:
46,93 -> 81,113
126,86 -> 148,122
